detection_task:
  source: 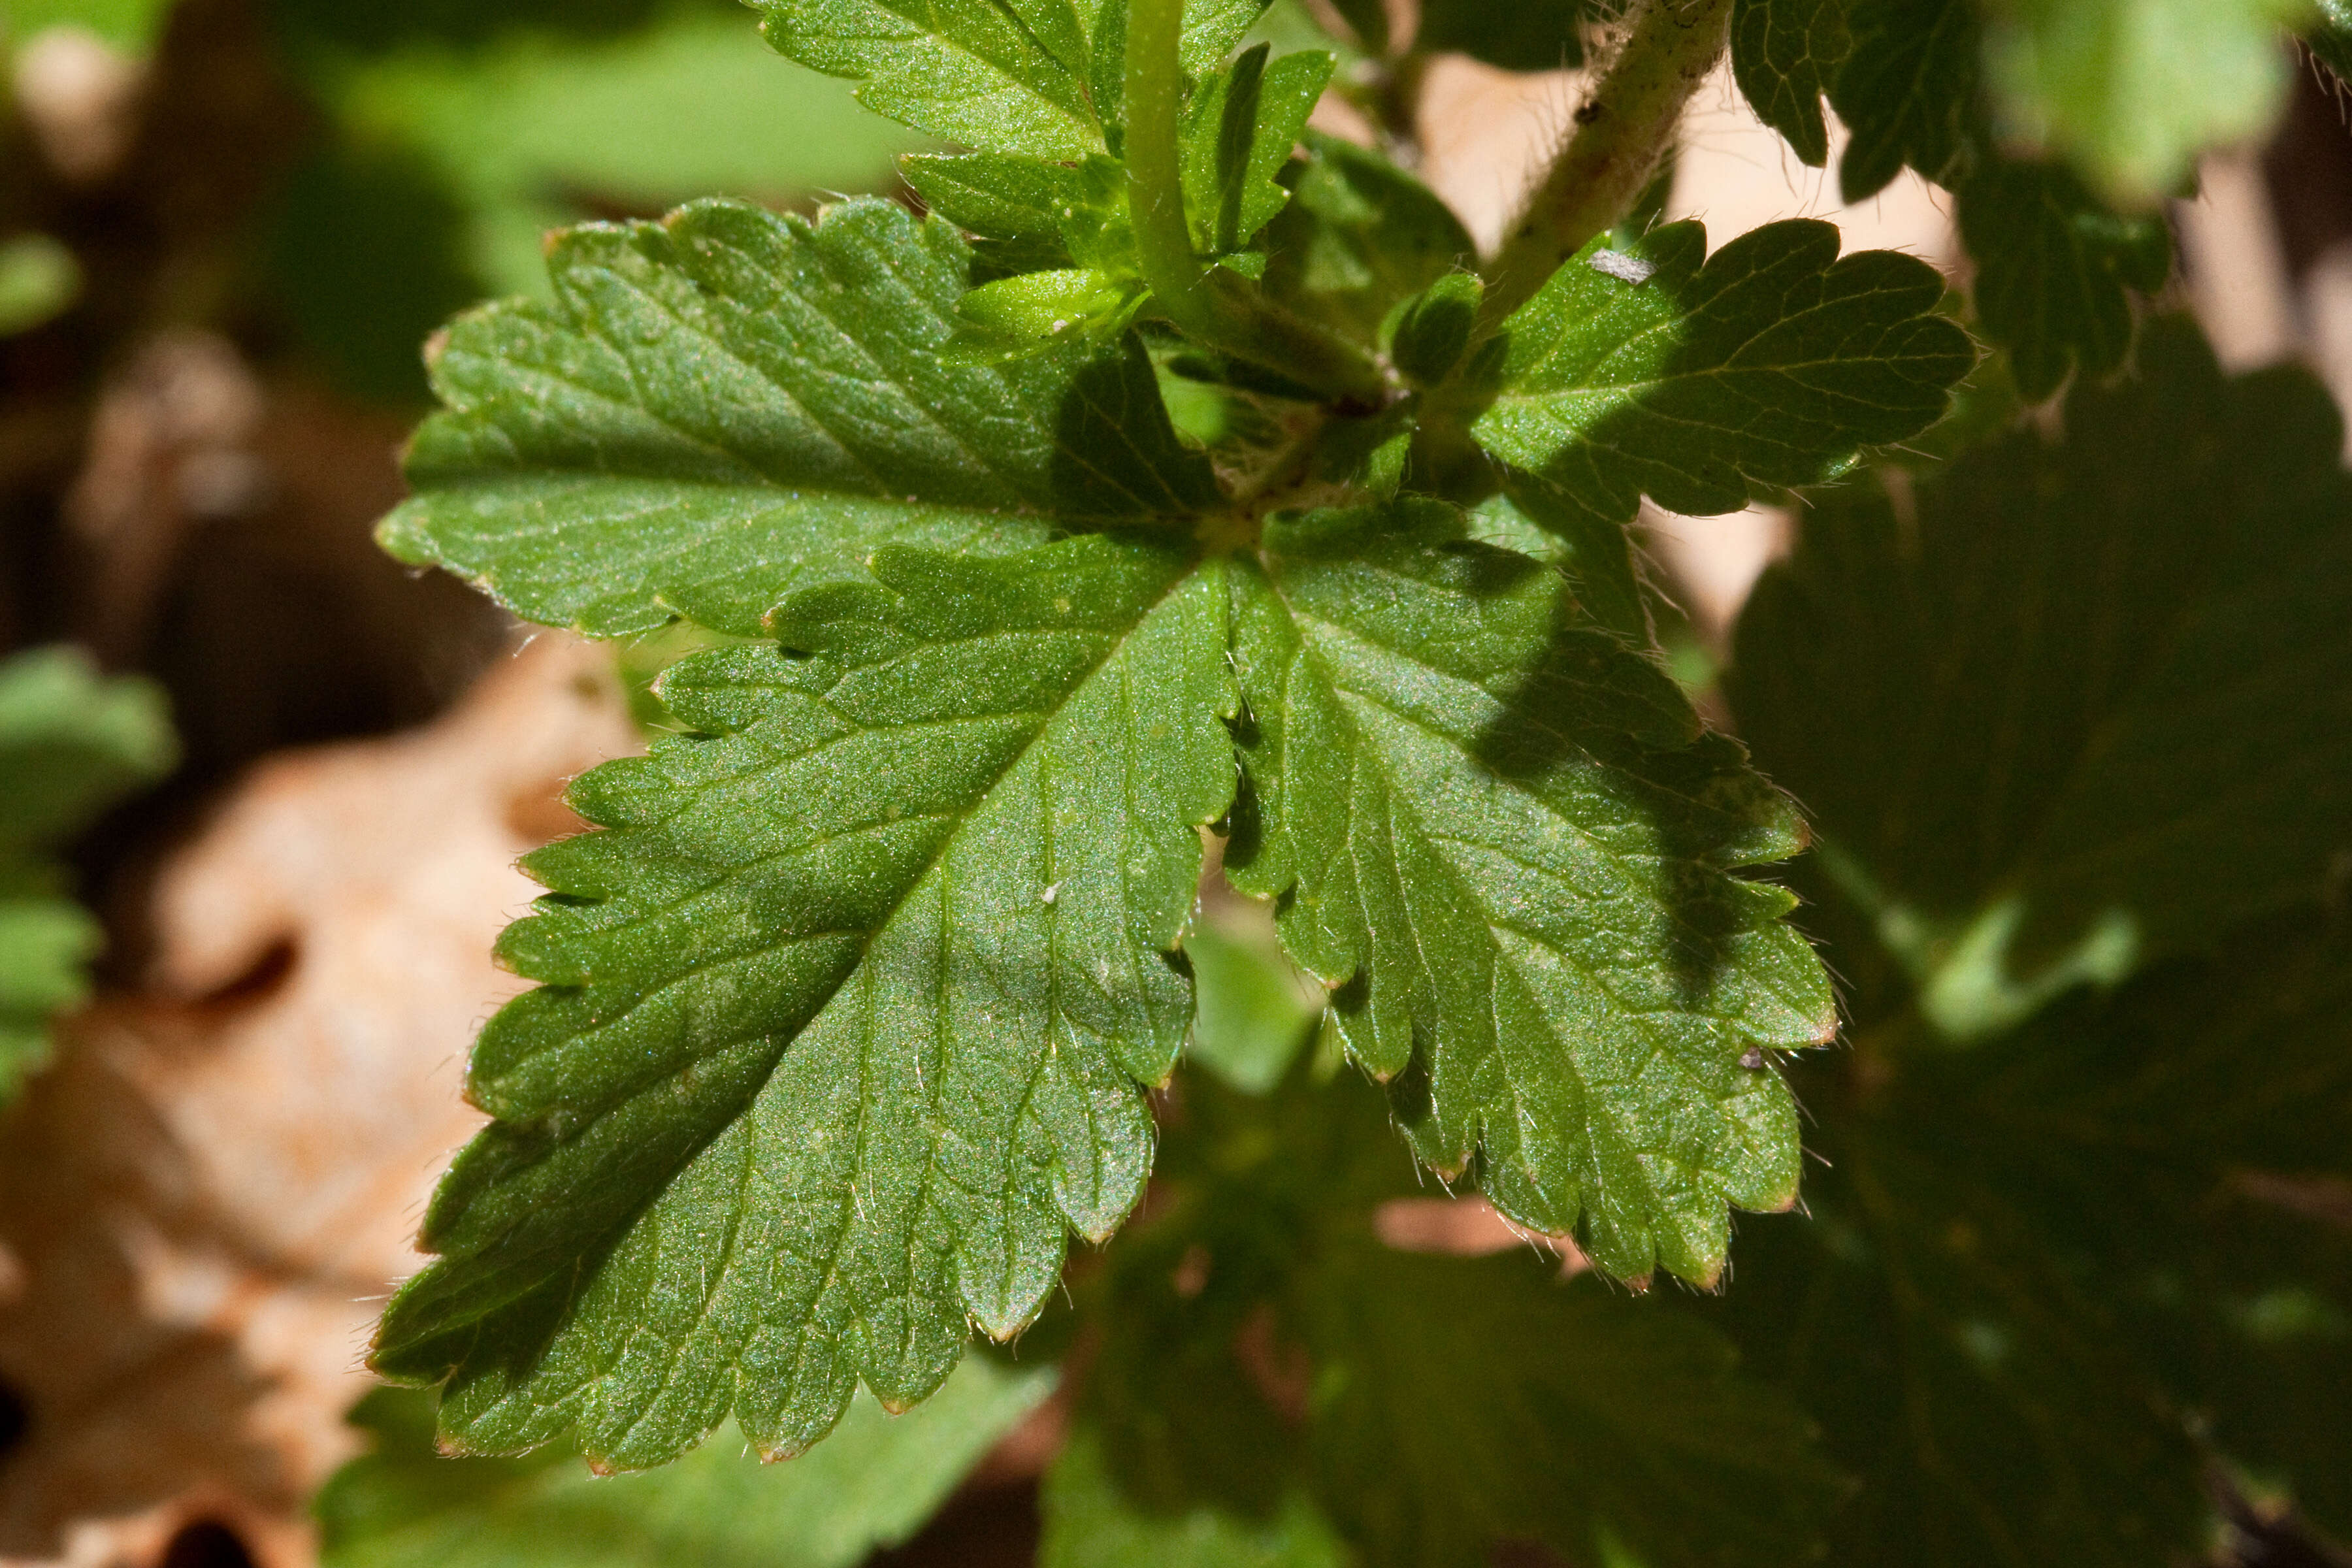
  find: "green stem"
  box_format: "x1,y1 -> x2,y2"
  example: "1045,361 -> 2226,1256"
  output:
1124,0 -> 1214,337
1122,0 -> 1388,400
1483,0 -> 1729,319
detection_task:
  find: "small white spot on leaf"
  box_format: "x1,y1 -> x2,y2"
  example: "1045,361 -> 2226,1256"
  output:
1588,249 -> 1657,285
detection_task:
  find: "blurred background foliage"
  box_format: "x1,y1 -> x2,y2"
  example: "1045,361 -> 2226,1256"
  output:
264,0 -> 921,403
4,1 -> 2352,1563
260,0 -> 923,400
4,0 -> 924,404
0,0 -> 936,877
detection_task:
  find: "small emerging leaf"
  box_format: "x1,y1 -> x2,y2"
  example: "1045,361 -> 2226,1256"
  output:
1180,44 -> 1333,261
1260,131 -> 1477,347
1384,270 -> 1481,388
903,150 -> 1086,275
954,267 -> 1148,357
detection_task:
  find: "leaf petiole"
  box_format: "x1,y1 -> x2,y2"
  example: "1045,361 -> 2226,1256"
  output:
1123,0 -> 1388,402
1483,0 -> 1731,320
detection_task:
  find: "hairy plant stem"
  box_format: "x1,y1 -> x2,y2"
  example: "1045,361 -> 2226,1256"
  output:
1124,0 -> 1211,328
1123,0 -> 1388,402
1482,0 -> 1729,320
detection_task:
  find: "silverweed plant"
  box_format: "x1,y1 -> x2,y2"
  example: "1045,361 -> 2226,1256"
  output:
324,1 -> 2352,1562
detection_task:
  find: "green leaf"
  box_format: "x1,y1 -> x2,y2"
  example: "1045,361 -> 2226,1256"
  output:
0,646 -> 178,853
263,140 -> 485,406
1068,1062 -> 1846,1568
1182,898 -> 1321,1097
2179,1223 -> 2352,1543
1729,0 -> 1848,167
1043,1424 -> 1353,1568
1,0 -> 171,50
0,900 -> 103,1089
378,197 -> 1215,639
0,900 -> 99,1013
1180,44 -> 1333,261
1383,270 -> 1480,389
1183,0 -> 1279,65
1729,316 -> 2352,1039
2308,0 -> 2352,88
1414,0 -> 1592,71
904,150 -> 1086,275
1471,220 -> 1974,527
1303,1250 -> 1846,1568
1260,131 -> 1476,346
1823,0 -> 2295,208
1984,0 -> 2300,204
1829,0 -> 1980,200
1705,920 -> 2352,1562
1322,0 -> 1388,53
753,0 -> 1108,158
1707,1073 -> 2204,1565
954,267 -> 1149,353
751,0 -> 1273,159
0,235 -> 80,338
1955,928 -> 2352,1542
1222,503 -> 1837,1285
318,1356 -> 1054,1567
1954,155 -> 2171,402
1470,479 -> 1649,645
0,647 -> 176,1100
1799,0 -> 2178,395
905,150 -> 1084,242
372,534 -> 1237,1469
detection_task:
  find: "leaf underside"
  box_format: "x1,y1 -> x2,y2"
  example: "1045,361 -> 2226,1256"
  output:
1737,0 -> 2181,399
1714,312 -> 2352,1556
1058,1064 -> 1848,1568
1731,317 -> 2352,1036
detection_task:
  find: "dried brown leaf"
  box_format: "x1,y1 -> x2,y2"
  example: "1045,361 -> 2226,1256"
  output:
0,636 -> 638,1568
